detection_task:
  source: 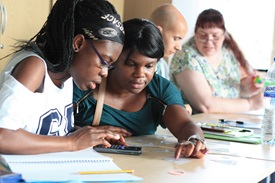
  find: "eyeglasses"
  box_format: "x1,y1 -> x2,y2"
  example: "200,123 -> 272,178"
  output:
196,34 -> 224,43
88,41 -> 114,70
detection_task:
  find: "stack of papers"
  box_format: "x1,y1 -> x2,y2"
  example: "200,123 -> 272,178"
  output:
198,123 -> 261,144
199,123 -> 254,137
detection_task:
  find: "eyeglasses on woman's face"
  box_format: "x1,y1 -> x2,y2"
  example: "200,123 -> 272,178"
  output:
88,41 -> 114,70
196,32 -> 224,44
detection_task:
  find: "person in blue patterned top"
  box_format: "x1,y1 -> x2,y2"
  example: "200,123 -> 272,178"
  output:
170,8 -> 264,114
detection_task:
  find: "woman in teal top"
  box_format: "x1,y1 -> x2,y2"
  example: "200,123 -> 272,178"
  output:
170,9 -> 264,114
74,18 -> 207,159
74,74 -> 183,135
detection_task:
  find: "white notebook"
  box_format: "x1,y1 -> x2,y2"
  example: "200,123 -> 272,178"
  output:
1,148 -> 142,182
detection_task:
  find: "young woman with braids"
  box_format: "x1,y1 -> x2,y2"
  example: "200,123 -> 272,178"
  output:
0,0 -> 126,154
170,9 -> 264,114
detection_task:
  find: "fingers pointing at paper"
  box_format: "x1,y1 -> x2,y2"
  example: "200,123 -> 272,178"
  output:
174,140 -> 208,159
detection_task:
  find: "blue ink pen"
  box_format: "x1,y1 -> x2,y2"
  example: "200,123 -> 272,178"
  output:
0,155 -> 11,172
218,119 -> 261,129
236,121 -> 244,125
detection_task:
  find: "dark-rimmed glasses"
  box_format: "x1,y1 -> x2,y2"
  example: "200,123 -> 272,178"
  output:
88,41 -> 114,70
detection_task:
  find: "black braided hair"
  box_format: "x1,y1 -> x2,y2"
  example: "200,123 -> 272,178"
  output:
20,0 -> 119,73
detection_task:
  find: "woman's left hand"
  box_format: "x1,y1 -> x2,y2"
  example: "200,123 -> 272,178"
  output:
240,74 -> 264,97
240,66 -> 264,97
174,140 -> 208,159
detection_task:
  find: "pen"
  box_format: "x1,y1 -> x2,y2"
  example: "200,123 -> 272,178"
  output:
78,169 -> 134,175
219,119 -> 244,124
0,155 -> 12,172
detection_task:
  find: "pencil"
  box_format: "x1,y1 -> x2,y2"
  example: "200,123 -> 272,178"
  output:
79,169 -> 134,174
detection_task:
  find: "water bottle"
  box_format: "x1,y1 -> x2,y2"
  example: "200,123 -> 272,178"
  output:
261,58 -> 275,145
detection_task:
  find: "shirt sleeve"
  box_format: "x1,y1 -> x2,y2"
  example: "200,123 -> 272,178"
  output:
170,37 -> 203,76
0,74 -> 34,130
148,74 -> 185,107
73,82 -> 96,127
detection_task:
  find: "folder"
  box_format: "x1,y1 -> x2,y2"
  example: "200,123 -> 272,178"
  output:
204,133 -> 261,144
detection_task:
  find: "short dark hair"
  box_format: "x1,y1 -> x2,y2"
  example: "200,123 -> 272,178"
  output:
195,8 -> 225,33
122,18 -> 164,61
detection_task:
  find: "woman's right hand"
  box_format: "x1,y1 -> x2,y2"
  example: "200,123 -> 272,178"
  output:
67,126 -> 125,151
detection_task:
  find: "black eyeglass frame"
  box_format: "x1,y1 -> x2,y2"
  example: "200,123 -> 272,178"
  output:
88,40 -> 114,70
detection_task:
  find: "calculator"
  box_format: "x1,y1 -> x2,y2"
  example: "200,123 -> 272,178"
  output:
93,145 -> 142,155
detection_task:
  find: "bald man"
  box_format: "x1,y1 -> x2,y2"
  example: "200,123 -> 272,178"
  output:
150,4 -> 188,80
150,4 -> 192,114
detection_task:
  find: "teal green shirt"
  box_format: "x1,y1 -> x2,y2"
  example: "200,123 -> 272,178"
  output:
73,74 -> 185,135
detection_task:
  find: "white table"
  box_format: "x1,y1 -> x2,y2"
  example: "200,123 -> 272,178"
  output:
105,112 -> 275,183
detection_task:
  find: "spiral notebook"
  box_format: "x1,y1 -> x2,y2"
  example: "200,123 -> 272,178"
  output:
1,148 -> 142,182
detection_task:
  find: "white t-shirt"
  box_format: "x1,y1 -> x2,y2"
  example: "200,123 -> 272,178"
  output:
0,50 -> 74,136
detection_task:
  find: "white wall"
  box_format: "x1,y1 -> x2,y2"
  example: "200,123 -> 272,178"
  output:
172,0 -> 275,70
